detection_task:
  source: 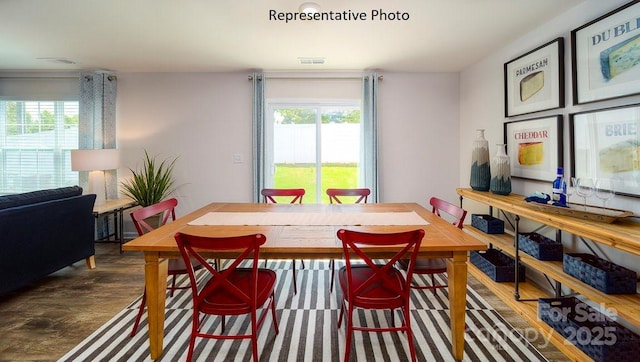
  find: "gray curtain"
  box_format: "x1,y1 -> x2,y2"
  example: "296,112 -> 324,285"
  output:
79,72 -> 118,199
362,72 -> 379,202
251,72 -> 265,203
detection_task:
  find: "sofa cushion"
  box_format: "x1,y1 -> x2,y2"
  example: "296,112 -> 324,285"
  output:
0,186 -> 83,210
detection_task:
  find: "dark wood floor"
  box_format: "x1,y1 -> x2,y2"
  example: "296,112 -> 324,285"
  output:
0,243 -> 568,361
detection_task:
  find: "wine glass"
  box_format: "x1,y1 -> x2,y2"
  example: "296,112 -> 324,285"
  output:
576,178 -> 597,210
566,177 -> 578,206
595,179 -> 615,208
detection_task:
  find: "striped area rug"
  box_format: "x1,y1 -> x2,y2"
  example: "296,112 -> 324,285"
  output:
58,260 -> 547,362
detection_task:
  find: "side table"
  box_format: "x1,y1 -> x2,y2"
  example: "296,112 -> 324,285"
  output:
93,198 -> 136,253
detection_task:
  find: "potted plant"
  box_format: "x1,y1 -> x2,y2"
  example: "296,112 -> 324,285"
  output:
120,150 -> 178,207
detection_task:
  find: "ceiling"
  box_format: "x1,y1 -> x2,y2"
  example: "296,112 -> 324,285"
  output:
0,0 -> 585,73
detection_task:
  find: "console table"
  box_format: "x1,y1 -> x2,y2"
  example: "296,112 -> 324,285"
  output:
457,188 -> 640,361
93,198 -> 136,253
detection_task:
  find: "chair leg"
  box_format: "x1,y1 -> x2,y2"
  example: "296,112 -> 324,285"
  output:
329,259 -> 335,292
431,274 -> 437,296
169,275 -> 177,297
343,305 -> 353,362
251,310 -> 259,362
130,289 -> 147,337
186,311 -> 198,362
270,293 -> 280,334
404,306 -> 417,362
337,301 -> 345,328
292,260 -> 298,295
400,307 -> 407,328
390,309 -> 395,327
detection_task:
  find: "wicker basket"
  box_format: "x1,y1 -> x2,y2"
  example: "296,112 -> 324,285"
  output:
563,253 -> 637,294
518,232 -> 563,261
471,214 -> 504,234
470,249 -> 525,282
539,297 -> 640,362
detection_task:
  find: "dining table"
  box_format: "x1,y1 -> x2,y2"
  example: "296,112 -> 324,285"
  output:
122,201 -> 487,360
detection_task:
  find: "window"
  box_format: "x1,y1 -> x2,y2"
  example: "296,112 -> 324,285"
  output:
266,102 -> 362,203
254,74 -> 377,203
254,73 -> 378,203
0,100 -> 79,193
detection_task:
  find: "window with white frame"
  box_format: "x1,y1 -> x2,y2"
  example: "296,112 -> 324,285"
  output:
260,75 -> 376,203
0,76 -> 80,194
265,101 -> 362,203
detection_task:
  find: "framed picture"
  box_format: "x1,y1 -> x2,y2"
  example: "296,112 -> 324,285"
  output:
504,38 -> 564,117
571,0 -> 640,105
570,104 -> 640,198
504,115 -> 563,181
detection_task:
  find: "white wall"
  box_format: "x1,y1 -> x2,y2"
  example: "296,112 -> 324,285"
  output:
460,0 -> 640,276
115,72 -> 460,219
379,72 -> 460,205
116,72 -> 254,217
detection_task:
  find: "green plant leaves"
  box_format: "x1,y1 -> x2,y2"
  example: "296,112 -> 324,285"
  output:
120,150 -> 177,207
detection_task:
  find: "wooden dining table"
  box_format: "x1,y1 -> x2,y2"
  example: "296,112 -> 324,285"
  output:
123,201 -> 486,360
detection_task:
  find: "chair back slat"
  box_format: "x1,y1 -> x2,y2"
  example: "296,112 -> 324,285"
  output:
326,188 -> 370,204
130,198 -> 178,235
337,229 -> 424,304
429,197 -> 467,229
261,188 -> 305,204
174,233 -> 266,309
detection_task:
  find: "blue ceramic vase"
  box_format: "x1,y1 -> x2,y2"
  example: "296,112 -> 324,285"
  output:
470,129 -> 491,191
490,144 -> 511,195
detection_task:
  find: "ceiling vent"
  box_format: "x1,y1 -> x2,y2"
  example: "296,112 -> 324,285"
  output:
298,57 -> 325,65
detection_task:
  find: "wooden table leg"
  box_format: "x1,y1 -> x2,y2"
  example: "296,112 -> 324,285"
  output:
447,252 -> 468,361
145,252 -> 168,360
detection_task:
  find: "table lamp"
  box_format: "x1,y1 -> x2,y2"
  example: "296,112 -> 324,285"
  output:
71,148 -> 119,205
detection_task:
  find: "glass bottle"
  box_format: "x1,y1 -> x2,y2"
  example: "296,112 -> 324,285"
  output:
470,129 -> 491,191
490,144 -> 511,195
552,167 -> 567,206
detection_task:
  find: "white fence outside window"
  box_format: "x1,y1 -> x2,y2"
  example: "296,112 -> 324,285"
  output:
274,123 -> 359,164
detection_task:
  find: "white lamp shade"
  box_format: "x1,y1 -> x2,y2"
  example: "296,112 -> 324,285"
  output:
71,149 -> 119,171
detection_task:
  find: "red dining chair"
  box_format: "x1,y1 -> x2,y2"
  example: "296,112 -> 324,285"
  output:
261,188 -> 305,295
326,188 -> 371,292
129,198 -> 205,336
261,188 -> 305,204
398,196 -> 467,294
336,228 -> 424,362
175,232 -> 279,362
326,188 -> 371,204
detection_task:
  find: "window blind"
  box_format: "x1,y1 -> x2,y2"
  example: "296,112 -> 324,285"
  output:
0,76 -> 80,194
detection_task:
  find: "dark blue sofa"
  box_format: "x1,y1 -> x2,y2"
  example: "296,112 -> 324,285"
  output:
0,186 -> 96,296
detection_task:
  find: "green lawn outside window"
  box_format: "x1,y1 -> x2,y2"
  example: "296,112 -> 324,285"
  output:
273,163 -> 358,203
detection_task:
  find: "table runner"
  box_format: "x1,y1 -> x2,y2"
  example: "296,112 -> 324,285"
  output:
187,211 -> 429,226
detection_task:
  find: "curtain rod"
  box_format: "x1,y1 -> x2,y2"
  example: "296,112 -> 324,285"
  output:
0,76 -> 80,80
248,73 -> 383,81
